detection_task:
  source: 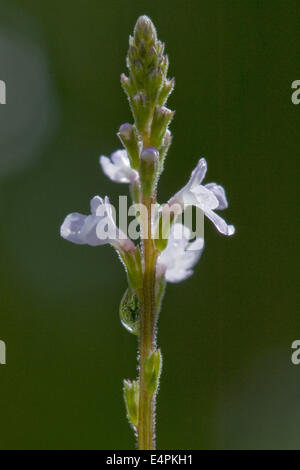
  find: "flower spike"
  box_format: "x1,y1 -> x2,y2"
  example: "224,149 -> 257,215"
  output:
59,15 -> 235,451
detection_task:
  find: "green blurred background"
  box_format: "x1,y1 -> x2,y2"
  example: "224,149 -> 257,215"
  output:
0,0 -> 299,449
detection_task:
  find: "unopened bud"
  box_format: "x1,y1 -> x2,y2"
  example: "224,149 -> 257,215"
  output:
117,123 -> 141,169
119,122 -> 133,140
141,146 -> 159,164
157,130 -> 173,177
151,105 -> 175,148
148,69 -> 164,101
158,77 -> 175,106
144,349 -> 162,395
134,15 -> 157,46
132,92 -> 146,106
120,73 -> 135,97
140,147 -> 159,197
156,40 -> 165,56
130,92 -> 151,134
123,379 -> 139,428
160,54 -> 169,75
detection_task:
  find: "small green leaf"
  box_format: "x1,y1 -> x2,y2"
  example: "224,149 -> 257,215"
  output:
123,379 -> 139,428
144,349 -> 162,395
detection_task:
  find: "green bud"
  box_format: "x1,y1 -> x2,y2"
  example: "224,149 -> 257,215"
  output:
123,379 -> 139,428
127,44 -> 138,62
120,73 -> 135,97
157,130 -> 172,176
140,146 -> 159,197
148,69 -> 164,102
144,349 -> 162,395
119,287 -> 140,335
122,15 -> 174,114
160,54 -> 169,76
121,16 -> 175,193
134,16 -> 157,46
117,123 -> 141,169
150,105 -> 175,149
156,40 -> 165,56
158,78 -> 175,106
130,92 -> 151,134
130,60 -> 144,89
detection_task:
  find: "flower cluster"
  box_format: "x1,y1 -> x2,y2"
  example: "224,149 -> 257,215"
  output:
61,150 -> 234,282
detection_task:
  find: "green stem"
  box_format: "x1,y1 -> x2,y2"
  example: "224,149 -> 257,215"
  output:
138,196 -> 157,450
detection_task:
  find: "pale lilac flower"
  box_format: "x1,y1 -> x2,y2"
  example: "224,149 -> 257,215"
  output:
60,195 -> 134,251
169,158 -> 235,236
157,223 -> 204,283
100,149 -> 139,184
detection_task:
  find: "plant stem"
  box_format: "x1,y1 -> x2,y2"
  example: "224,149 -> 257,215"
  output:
138,196 -> 158,450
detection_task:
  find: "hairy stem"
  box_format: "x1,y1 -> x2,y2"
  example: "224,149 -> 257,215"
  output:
138,196 -> 158,450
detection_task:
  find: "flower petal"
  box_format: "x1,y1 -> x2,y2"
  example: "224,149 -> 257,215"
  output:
170,158 -> 210,208
189,158 -> 207,188
90,195 -> 104,214
111,149 -> 131,168
205,183 -> 228,210
157,223 -> 204,283
191,185 -> 219,210
205,209 -> 235,236
165,267 -> 194,283
100,150 -> 138,184
60,212 -> 103,246
169,158 -> 235,237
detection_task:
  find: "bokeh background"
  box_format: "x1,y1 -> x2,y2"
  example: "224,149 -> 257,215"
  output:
0,0 -> 299,449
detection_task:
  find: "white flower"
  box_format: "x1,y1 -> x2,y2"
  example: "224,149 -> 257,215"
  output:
60,195 -> 134,251
170,158 -> 235,236
100,149 -> 138,184
157,223 -> 204,283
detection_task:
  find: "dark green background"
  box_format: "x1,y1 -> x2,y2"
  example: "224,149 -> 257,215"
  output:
0,0 -> 299,449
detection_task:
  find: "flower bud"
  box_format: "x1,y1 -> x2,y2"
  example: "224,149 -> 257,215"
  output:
150,105 -> 175,148
156,40 -> 165,56
144,349 -> 162,395
160,54 -> 169,75
123,379 -> 139,428
117,123 -> 141,169
140,147 -> 159,197
119,122 -> 133,140
130,92 -> 151,133
134,15 -> 157,46
158,77 -> 175,106
157,129 -> 172,177
141,146 -> 159,164
120,73 -> 135,97
148,69 -> 164,101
